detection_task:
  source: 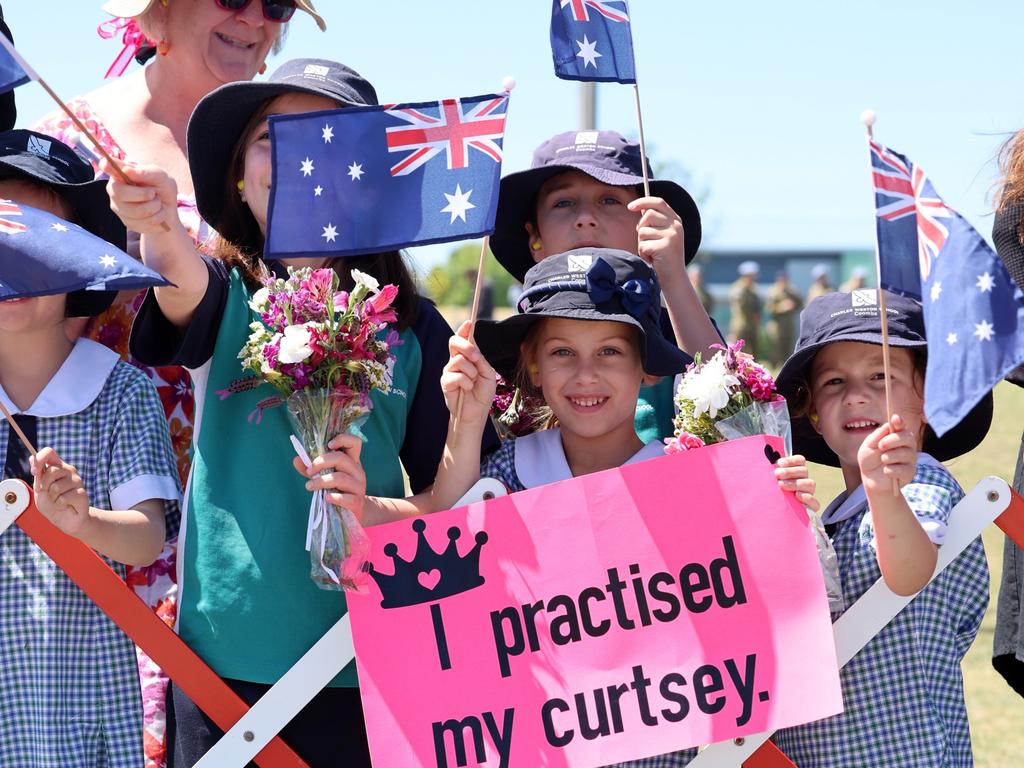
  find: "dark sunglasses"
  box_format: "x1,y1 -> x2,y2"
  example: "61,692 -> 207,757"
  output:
213,0 -> 297,23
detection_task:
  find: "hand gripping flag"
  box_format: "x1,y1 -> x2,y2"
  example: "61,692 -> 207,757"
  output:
0,201 -> 169,300
550,0 -> 636,84
0,33 -> 35,95
266,93 -> 509,259
870,138 -> 1024,435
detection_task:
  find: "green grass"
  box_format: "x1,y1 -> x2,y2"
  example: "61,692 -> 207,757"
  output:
809,382 -> 1024,766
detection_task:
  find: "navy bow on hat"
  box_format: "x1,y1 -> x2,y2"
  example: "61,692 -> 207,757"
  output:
585,256 -> 653,320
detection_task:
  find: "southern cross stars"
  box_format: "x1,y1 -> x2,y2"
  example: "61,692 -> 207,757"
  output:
930,281 -> 942,302
946,332 -> 958,345
51,222 -> 68,232
322,124 -> 333,143
576,35 -> 602,68
348,162 -> 364,181
314,185 -> 323,197
300,157 -> 315,177
441,185 -> 475,224
322,223 -> 338,243
976,272 -> 995,293
99,254 -> 117,268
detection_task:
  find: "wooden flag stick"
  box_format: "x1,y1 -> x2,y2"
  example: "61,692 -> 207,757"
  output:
861,109 -> 901,497
632,83 -> 652,198
455,236 -> 491,422
0,399 -> 38,457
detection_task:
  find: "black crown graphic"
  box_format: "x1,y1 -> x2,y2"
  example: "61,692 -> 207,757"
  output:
369,518 -> 488,608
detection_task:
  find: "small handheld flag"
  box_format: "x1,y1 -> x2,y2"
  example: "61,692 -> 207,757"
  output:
0,30 -> 32,95
869,137 -> 1024,435
550,0 -> 636,84
266,92 -> 509,259
0,200 -> 169,301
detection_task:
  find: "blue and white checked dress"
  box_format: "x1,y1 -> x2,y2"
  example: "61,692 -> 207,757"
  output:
0,340 -> 180,768
480,429 -> 698,767
773,456 -> 988,767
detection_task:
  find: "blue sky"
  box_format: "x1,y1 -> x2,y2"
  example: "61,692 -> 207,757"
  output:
8,1 -> 1024,272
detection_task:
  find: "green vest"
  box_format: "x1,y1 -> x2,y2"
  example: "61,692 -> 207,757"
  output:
179,270 -> 419,687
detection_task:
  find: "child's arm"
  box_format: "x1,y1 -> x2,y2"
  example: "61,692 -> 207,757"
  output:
31,447 -> 166,567
630,196 -> 722,360
858,414 -> 938,596
297,321 -> 498,524
773,454 -> 820,512
103,158 -> 209,327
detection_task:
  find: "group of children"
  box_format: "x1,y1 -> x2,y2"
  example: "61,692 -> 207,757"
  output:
0,52 -> 994,768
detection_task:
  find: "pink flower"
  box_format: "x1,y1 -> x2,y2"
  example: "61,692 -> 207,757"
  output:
304,268 -> 334,303
663,432 -> 706,454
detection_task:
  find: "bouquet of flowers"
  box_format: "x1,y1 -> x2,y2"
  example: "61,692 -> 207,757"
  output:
241,266 -> 399,591
490,374 -> 548,439
666,341 -> 844,612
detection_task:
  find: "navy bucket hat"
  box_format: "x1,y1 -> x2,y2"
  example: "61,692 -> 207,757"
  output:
474,247 -> 688,382
490,130 -> 702,282
776,290 -> 992,466
188,58 -> 378,236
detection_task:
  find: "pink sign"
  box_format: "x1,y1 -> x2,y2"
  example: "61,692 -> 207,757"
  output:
347,436 -> 842,767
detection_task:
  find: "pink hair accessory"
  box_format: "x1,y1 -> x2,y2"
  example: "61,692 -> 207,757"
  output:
97,17 -> 153,78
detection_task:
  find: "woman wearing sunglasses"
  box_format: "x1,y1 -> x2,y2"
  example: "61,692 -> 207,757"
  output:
32,3 -> 325,768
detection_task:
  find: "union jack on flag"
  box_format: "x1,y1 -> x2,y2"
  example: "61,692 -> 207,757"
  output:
0,199 -> 27,234
265,92 -> 510,259
560,0 -> 630,23
870,139 -> 951,282
869,137 -> 1024,436
385,95 -> 507,177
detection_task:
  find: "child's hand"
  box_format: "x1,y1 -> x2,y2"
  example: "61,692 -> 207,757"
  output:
440,320 -> 497,423
31,448 -> 92,538
630,196 -> 686,285
858,413 -> 918,491
774,454 -> 821,512
104,158 -> 183,236
292,433 -> 367,521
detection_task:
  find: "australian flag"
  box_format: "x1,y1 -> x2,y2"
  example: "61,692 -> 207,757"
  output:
266,93 -> 509,259
0,200 -> 168,300
870,138 -> 1024,435
550,0 -> 636,84
0,33 -> 33,94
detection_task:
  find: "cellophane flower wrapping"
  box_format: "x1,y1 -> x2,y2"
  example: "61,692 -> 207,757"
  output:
240,267 -> 399,592
667,341 -> 844,612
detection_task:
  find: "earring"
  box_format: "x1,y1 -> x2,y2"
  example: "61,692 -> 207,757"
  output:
809,412 -> 819,424
258,62 -> 267,75
531,241 -> 542,251
157,39 -> 170,56
236,180 -> 245,192
528,363 -> 539,374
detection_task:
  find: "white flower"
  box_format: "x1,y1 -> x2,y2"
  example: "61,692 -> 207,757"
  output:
350,268 -> 380,293
678,354 -> 740,419
249,286 -> 271,313
278,324 -> 314,364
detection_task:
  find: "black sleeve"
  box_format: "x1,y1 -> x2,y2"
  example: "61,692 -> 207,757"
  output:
129,257 -> 231,369
401,299 -> 500,494
994,200 -> 1024,294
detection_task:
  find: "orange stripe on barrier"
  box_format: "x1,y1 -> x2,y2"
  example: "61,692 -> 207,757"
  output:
12,483 -> 307,768
743,741 -> 797,768
995,488 -> 1024,549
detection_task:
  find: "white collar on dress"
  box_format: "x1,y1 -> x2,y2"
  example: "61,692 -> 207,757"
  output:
821,452 -> 943,526
514,427 -> 665,489
0,338 -> 119,419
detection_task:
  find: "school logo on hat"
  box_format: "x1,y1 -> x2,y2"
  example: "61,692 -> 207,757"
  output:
567,253 -> 593,272
303,63 -> 330,78
26,135 -> 51,158
851,289 -> 877,307
574,130 -> 599,148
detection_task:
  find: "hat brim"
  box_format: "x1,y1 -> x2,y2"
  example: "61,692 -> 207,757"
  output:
490,164 -> 702,283
0,159 -> 127,250
474,309 -> 688,384
776,335 -> 993,466
189,80 -> 360,235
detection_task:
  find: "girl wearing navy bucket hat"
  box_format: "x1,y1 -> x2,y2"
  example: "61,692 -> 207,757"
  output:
772,290 -> 991,767
489,130 -> 723,445
106,58 -> 495,766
